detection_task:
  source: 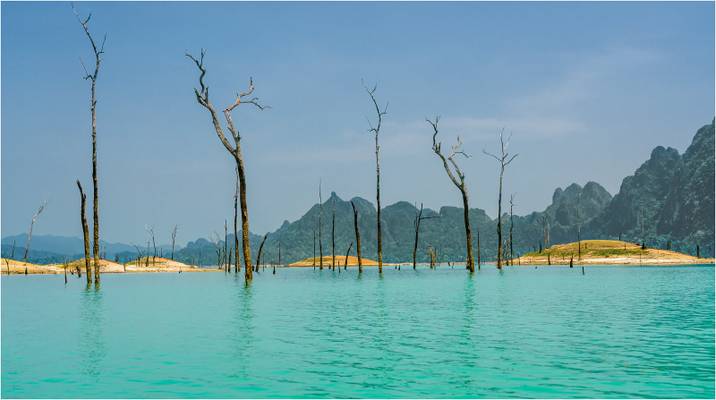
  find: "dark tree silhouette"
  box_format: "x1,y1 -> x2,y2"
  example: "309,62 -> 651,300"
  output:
364,82 -> 388,273
186,49 -> 268,281
74,6 -> 106,286
483,129 -> 518,269
428,116 -> 474,272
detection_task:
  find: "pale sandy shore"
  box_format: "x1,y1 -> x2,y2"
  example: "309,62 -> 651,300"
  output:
515,240 -> 714,266
288,255 -> 394,267
0,257 -> 218,275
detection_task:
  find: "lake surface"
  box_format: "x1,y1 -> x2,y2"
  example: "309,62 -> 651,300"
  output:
2,265 -> 714,398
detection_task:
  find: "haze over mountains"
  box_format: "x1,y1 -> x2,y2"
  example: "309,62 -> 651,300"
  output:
4,121 -> 714,264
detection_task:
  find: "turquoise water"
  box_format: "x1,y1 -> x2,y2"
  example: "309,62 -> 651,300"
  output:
2,265 -> 714,398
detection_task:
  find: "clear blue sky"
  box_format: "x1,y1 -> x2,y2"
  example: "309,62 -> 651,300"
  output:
2,1 -> 714,245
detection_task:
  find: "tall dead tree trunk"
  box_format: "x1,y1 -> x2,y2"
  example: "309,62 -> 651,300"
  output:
484,129 -> 518,270
233,164 -> 240,274
331,208 -> 336,271
412,203 -> 436,269
428,117 -> 474,272
224,220 -> 229,272
255,233 -> 268,273
170,225 -> 178,260
312,229 -> 316,269
274,241 -> 281,275
364,83 -> 387,274
23,201 -> 47,263
412,204 -> 423,269
344,242 -> 353,270
187,50 -> 268,282
74,7 -> 105,286
350,201 -> 363,274
318,180 -> 324,270
76,181 -> 92,284
477,229 -> 481,270
509,194 -> 515,266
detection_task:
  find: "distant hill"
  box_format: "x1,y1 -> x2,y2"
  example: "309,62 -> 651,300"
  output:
585,120 -> 715,255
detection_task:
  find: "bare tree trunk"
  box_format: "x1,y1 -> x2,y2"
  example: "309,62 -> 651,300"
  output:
484,130 -> 518,270
170,225 -> 178,260
255,233 -> 268,273
318,181 -> 324,270
461,191 -> 474,271
331,209 -> 336,271
151,229 -> 157,265
496,173 -> 503,269
376,138 -> 383,274
344,242 -> 353,270
350,201 -> 362,274
227,248 -> 233,273
428,117 -> 474,272
186,50 -> 267,282
312,230 -> 316,270
74,7 -> 105,287
224,220 -> 229,273
413,204 -> 423,269
10,240 -> 16,259
23,201 -> 47,263
234,163 -> 242,275
477,228 -> 481,270
509,195 -> 515,266
77,181 -> 92,284
364,83 -> 387,274
274,241 -> 280,275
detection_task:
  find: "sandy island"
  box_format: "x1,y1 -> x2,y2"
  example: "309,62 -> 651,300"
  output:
289,255 -> 391,267
0,256 -> 216,275
516,240 -> 714,266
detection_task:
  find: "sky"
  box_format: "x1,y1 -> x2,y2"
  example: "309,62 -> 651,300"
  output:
2,1 -> 714,246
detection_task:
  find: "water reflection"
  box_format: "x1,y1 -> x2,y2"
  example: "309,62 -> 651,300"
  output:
79,286 -> 106,381
228,280 -> 254,381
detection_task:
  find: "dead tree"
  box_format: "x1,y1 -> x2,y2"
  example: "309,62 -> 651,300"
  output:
23,201 -> 47,263
210,232 -> 222,268
428,116 -> 474,272
146,226 -> 157,265
318,180 -> 324,270
483,129 -> 518,270
539,215 -> 550,251
186,49 -> 268,281
331,208 -> 336,271
255,233 -> 269,273
170,225 -> 179,260
509,194 -> 515,266
74,7 -> 105,286
312,229 -> 317,270
413,203 -> 437,269
132,244 -> 143,267
350,201 -> 363,274
344,242 -> 353,270
577,224 -> 582,260
364,82 -> 387,273
428,246 -> 436,269
476,228 -> 481,270
76,181 -> 92,284
274,242 -> 281,275
224,220 -> 229,272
